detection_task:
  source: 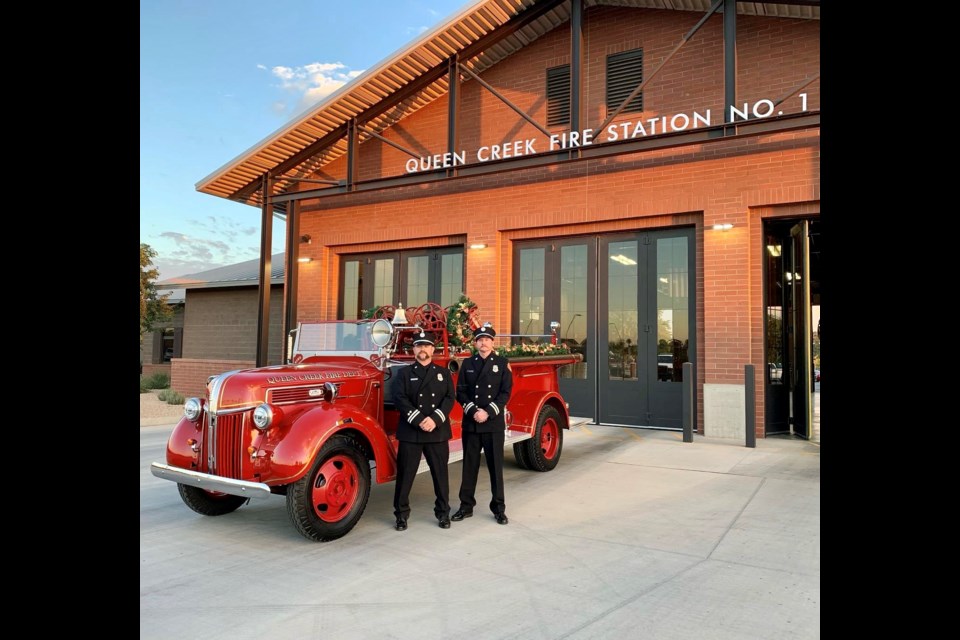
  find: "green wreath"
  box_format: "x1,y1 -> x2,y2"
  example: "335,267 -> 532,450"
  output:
446,294 -> 477,349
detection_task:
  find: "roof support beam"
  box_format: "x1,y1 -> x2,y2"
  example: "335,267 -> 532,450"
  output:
360,126 -> 421,159
570,0 -> 583,136
283,200 -> 301,362
774,72 -> 820,108
346,118 -> 359,190
233,123 -> 348,202
256,175 -> 273,367
459,63 -> 552,138
447,55 -> 460,177
598,0 -> 723,133
723,0 -> 737,123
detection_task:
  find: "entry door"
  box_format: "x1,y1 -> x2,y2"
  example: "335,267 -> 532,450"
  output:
788,221 -> 812,439
599,229 -> 694,428
514,239 -> 597,419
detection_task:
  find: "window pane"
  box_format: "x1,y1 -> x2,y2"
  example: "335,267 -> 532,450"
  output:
440,252 -> 463,308
608,241 -> 638,380
342,261 -> 360,319
373,259 -> 394,307
519,248 -> 545,340
656,237 -> 689,382
560,244 -> 588,379
406,255 -> 429,308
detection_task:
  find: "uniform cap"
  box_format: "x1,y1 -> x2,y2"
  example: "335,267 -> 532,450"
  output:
474,324 -> 496,340
413,331 -> 435,346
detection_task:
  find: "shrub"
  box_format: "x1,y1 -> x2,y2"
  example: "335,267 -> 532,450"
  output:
144,372 -> 170,389
140,377 -> 151,394
158,388 -> 185,405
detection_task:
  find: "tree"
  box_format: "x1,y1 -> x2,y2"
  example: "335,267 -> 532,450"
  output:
141,243 -> 172,337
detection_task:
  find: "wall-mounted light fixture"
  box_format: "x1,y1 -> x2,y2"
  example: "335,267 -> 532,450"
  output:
469,243 -> 488,250
300,234 -> 312,244
711,223 -> 734,231
297,257 -> 312,263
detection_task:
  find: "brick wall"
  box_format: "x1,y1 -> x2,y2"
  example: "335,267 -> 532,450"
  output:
170,358 -> 256,398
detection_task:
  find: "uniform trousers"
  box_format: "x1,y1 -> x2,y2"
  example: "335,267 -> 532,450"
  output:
458,428 -> 506,515
393,440 -> 450,521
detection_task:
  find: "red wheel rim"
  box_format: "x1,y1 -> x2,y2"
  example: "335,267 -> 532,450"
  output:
540,418 -> 559,459
310,454 -> 361,522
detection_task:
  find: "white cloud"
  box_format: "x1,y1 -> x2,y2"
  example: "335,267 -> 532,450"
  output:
153,215 -> 271,278
265,61 -> 365,113
256,63 -> 267,70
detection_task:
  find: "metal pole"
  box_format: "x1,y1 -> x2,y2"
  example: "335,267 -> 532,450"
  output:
745,364 -> 756,448
682,362 -> 694,442
723,0 -> 737,123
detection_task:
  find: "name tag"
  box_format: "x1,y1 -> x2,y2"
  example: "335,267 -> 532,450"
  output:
410,378 -> 418,381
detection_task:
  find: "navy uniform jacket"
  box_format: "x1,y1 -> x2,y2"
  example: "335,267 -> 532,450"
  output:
457,352 -> 513,434
394,361 -> 455,443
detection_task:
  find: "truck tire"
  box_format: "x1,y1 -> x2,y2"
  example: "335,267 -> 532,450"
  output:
517,404 -> 563,472
512,441 -> 532,469
178,484 -> 247,516
287,434 -> 371,542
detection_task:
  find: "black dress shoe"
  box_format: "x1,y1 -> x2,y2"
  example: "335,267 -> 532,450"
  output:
438,518 -> 451,529
495,513 -> 509,525
451,509 -> 473,521
395,518 -> 408,531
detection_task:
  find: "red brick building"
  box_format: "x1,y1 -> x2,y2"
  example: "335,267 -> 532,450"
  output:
194,0 -> 821,440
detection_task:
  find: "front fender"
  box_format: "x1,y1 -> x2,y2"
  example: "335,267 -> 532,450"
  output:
507,390 -> 570,433
165,416 -> 203,470
268,404 -> 396,485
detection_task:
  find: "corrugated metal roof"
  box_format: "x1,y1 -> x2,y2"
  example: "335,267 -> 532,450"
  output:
159,253 -> 285,290
197,0 -> 819,206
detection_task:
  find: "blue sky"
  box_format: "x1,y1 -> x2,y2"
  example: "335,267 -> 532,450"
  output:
140,0 -> 469,281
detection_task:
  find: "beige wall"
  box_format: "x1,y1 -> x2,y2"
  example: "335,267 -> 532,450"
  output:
141,305 -> 185,367
182,286 -> 284,364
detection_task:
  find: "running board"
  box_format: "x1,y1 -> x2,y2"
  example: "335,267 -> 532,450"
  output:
415,418 -> 592,475
416,428 -> 532,475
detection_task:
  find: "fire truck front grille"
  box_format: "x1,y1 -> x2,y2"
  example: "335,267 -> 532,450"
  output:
206,412 -> 247,479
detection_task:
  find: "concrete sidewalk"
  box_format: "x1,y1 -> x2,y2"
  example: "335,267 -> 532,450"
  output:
140,424 -> 820,639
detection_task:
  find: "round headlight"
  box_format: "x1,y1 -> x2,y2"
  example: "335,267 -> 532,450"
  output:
184,397 -> 202,422
252,403 -> 274,430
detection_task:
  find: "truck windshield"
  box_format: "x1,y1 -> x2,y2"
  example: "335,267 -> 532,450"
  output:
295,322 -> 375,354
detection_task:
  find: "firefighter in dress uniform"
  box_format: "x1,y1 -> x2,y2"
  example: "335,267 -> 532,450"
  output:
392,331 -> 456,530
452,324 -> 514,525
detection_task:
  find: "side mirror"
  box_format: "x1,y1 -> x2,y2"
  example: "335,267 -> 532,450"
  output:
370,318 -> 394,348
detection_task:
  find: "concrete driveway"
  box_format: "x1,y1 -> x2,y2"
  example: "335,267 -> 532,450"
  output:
141,423 -> 820,639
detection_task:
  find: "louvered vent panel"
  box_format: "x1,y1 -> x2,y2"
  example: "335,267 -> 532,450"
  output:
546,65 -> 570,127
606,48 -> 644,114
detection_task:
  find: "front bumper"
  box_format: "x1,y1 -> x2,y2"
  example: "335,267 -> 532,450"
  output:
150,463 -> 272,500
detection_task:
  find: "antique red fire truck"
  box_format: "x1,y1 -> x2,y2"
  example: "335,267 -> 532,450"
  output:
151,306 -> 580,542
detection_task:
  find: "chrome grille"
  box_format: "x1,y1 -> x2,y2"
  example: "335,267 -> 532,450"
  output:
206,412 -> 247,479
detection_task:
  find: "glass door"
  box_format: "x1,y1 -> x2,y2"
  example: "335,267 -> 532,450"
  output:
514,239 -> 596,419
598,229 -> 694,428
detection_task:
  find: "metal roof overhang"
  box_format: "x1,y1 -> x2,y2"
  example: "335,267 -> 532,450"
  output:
196,0 -> 820,208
